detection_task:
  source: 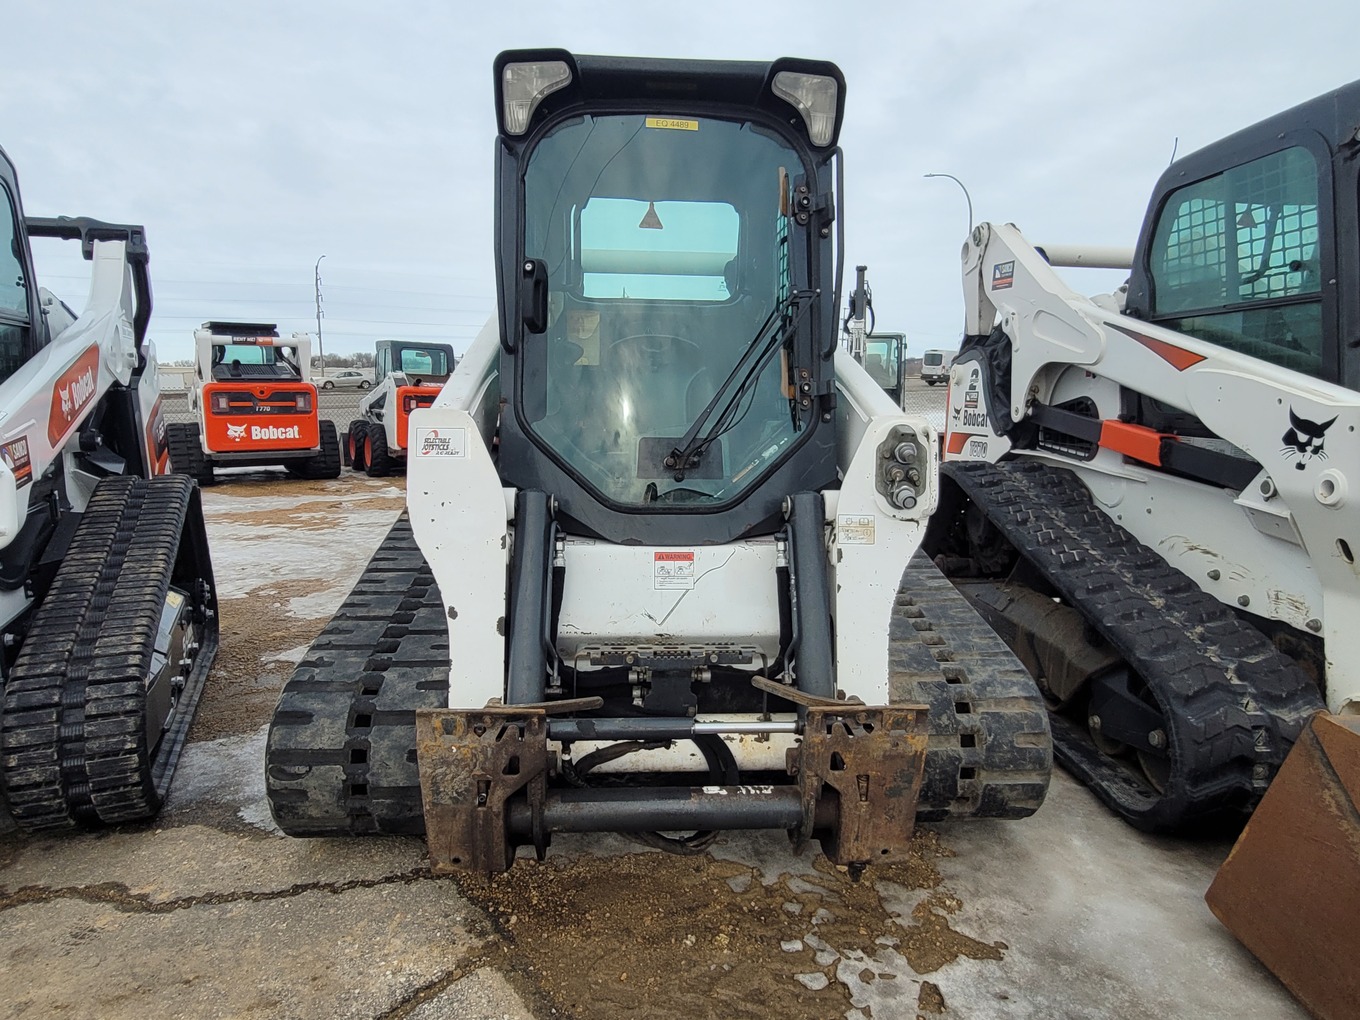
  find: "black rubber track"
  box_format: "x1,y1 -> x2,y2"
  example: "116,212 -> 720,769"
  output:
167,422 -> 214,486
1,474 -> 216,830
938,460 -> 1325,832
266,513 -> 448,836
892,553 -> 1052,820
266,519 -> 1052,837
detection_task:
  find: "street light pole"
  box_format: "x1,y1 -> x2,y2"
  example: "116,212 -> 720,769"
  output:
924,173 -> 974,237
314,254 -> 327,378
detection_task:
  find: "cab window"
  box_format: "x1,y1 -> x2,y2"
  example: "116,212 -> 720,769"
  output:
580,198 -> 740,301
0,183 -> 30,383
1149,145 -> 1323,377
397,346 -> 449,374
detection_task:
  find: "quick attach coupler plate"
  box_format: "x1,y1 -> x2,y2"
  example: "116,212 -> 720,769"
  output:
416,707 -> 552,875
792,704 -> 929,872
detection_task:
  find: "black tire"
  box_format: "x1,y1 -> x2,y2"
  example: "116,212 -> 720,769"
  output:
166,422 -> 214,486
322,380 -> 335,390
359,381 -> 371,390
365,427 -> 392,477
290,421 -> 342,480
347,420 -> 369,473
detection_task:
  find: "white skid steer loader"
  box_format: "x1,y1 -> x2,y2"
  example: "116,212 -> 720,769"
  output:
923,79 -> 1360,835
267,51 -> 1051,875
345,339 -> 455,476
917,78 -> 1360,1016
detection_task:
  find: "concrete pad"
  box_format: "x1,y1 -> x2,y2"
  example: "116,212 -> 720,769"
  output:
406,968 -> 536,1020
1,883 -> 479,1020
887,769 -> 1303,1019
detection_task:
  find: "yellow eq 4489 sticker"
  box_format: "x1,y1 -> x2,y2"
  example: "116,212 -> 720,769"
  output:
645,116 -> 698,131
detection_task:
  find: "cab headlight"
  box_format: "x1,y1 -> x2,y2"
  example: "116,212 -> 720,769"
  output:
772,71 -> 838,146
502,61 -> 572,135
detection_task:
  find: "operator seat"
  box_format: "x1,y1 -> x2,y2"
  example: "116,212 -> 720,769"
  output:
865,353 -> 891,387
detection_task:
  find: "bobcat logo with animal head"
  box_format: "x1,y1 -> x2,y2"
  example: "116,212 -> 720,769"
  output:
1282,408 -> 1336,470
226,423 -> 247,442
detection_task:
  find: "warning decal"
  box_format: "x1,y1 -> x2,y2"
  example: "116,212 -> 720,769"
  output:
1,436 -> 32,488
654,550 -> 696,590
836,514 -> 876,546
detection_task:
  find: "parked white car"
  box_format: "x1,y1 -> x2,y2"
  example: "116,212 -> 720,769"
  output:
315,369 -> 372,390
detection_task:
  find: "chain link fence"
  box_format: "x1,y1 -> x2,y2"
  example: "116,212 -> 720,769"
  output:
901,383 -> 948,434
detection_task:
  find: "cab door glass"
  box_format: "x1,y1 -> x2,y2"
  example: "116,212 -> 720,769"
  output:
1149,145 -> 1323,377
0,183 -> 30,382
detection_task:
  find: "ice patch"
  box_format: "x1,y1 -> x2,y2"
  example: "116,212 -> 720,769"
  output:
265,643 -> 311,665
166,723 -> 278,833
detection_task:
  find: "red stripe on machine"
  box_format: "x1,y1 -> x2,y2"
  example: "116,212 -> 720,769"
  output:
1110,324 -> 1207,371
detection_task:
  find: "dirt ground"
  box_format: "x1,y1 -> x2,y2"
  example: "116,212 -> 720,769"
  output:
0,468 -> 1303,1020
454,837 -> 991,1019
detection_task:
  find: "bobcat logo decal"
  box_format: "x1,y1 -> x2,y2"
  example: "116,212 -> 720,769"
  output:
226,423 -> 247,441
1281,408 -> 1336,470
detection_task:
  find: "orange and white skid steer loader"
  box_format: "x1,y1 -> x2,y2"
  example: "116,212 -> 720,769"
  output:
345,339 -> 455,476
168,321 -> 340,484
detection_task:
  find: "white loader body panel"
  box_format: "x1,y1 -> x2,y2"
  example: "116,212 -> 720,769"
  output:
409,321 -> 940,733
948,221 -> 1360,713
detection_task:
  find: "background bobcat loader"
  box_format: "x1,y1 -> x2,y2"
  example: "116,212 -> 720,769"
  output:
843,264 -> 909,407
168,321 -> 340,484
346,339 -> 455,476
0,145 -> 217,831
923,80 -> 1360,835
267,50 -> 1052,874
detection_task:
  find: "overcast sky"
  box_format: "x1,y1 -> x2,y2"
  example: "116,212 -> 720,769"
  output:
5,1 -> 1358,364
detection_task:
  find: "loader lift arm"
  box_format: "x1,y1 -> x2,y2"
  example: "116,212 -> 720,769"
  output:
959,219 -> 1360,715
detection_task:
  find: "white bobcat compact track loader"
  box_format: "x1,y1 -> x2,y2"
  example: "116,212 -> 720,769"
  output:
267,51 -> 1052,874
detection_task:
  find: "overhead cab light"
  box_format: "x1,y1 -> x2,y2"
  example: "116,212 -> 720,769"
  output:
502,61 -> 572,135
772,71 -> 838,146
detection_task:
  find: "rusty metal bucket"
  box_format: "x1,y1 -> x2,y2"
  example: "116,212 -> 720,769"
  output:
1205,712 -> 1360,1020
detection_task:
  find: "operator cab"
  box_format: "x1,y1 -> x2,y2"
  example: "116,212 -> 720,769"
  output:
201,322 -> 302,382
0,153 -> 35,385
864,333 -> 906,403
1126,79 -> 1360,390
375,339 -> 454,386
492,51 -> 845,544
